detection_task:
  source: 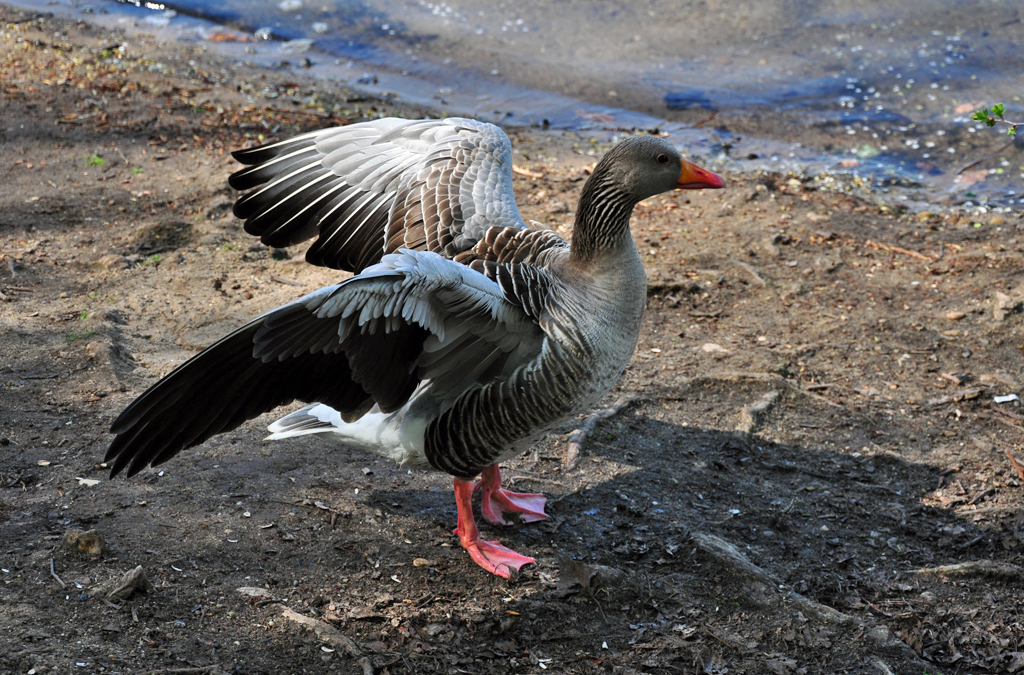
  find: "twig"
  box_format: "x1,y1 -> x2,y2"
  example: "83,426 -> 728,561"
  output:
969,487 -> 996,505
565,395 -> 639,469
1005,450 -> 1024,482
512,165 -> 545,179
864,240 -> 933,262
270,274 -> 305,287
265,107 -> 332,118
955,140 -> 1014,174
992,413 -> 1024,432
138,667 -> 222,675
7,14 -> 42,24
49,558 -> 65,588
255,598 -> 284,607
690,110 -> 719,128
505,471 -> 565,487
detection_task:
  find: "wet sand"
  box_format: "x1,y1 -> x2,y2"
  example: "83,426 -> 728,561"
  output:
6,0 -> 1024,205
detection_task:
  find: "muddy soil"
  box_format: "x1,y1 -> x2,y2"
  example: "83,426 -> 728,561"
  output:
3,6 -> 1024,675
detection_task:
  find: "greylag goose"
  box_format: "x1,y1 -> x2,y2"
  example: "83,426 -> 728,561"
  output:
105,117 -> 723,577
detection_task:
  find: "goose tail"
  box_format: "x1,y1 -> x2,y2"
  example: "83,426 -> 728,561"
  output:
265,403 -> 342,440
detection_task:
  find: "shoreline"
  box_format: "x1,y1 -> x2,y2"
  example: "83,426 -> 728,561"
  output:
6,0 -> 1024,211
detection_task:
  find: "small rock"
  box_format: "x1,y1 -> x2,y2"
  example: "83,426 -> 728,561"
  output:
989,216 -> 1006,226
106,566 -> 155,601
866,625 -> 892,646
270,247 -> 291,260
1008,652 -> 1024,674
919,591 -> 937,603
994,292 -> 1020,322
945,311 -> 966,321
700,343 -> 730,355
61,529 -> 105,556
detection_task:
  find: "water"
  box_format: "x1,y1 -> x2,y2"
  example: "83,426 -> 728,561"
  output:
11,0 -> 1024,208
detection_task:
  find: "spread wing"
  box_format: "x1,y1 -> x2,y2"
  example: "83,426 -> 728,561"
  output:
230,117 -> 531,272
104,250 -> 547,478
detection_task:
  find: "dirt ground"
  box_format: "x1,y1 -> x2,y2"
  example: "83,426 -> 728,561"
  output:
4,6 -> 1024,675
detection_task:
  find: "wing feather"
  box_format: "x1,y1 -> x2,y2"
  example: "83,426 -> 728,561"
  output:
105,250 -> 547,477
231,117 -> 534,272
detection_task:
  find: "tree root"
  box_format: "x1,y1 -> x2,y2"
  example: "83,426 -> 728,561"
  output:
691,370 -> 843,409
689,531 -> 856,626
686,531 -> 930,672
564,395 -> 640,469
280,607 -> 374,675
915,560 -> 1024,581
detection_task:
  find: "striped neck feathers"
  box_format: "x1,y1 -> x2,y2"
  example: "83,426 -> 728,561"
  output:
568,162 -> 641,265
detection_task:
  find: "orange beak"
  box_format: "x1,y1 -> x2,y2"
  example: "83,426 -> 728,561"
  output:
678,159 -> 724,190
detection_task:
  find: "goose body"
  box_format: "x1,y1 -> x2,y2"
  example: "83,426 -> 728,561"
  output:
105,117 -> 723,577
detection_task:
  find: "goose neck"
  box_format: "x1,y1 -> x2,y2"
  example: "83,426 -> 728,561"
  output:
568,169 -> 639,265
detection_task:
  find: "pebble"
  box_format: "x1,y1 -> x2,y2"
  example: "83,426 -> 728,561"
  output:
945,311 -> 966,321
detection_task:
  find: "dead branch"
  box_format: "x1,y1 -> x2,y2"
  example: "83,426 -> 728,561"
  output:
915,560 -> 1024,581
736,391 -> 779,434
1006,450 -> 1024,482
49,558 -> 65,588
565,395 -> 639,469
280,607 -> 373,675
688,531 -> 856,626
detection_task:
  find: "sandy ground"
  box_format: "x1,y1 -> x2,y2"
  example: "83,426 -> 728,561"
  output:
3,6 -> 1024,675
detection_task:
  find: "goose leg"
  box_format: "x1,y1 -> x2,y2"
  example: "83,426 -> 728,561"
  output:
472,464 -> 548,526
453,478 -> 535,578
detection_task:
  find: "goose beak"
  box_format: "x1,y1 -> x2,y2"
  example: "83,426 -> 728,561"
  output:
677,160 -> 724,190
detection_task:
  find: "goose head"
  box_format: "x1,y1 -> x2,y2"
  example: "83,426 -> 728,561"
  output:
571,136 -> 723,261
599,135 -> 724,200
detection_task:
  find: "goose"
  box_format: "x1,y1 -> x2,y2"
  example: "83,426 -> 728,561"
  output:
104,117 -> 723,578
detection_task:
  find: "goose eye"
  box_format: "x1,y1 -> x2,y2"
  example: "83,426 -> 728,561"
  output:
656,154 -> 670,164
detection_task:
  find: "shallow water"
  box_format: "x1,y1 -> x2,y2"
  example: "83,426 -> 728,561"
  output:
13,0 -> 1024,207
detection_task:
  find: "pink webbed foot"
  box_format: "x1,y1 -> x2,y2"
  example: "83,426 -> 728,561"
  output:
473,465 -> 549,526
453,478 -> 535,578
459,535 -> 536,579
